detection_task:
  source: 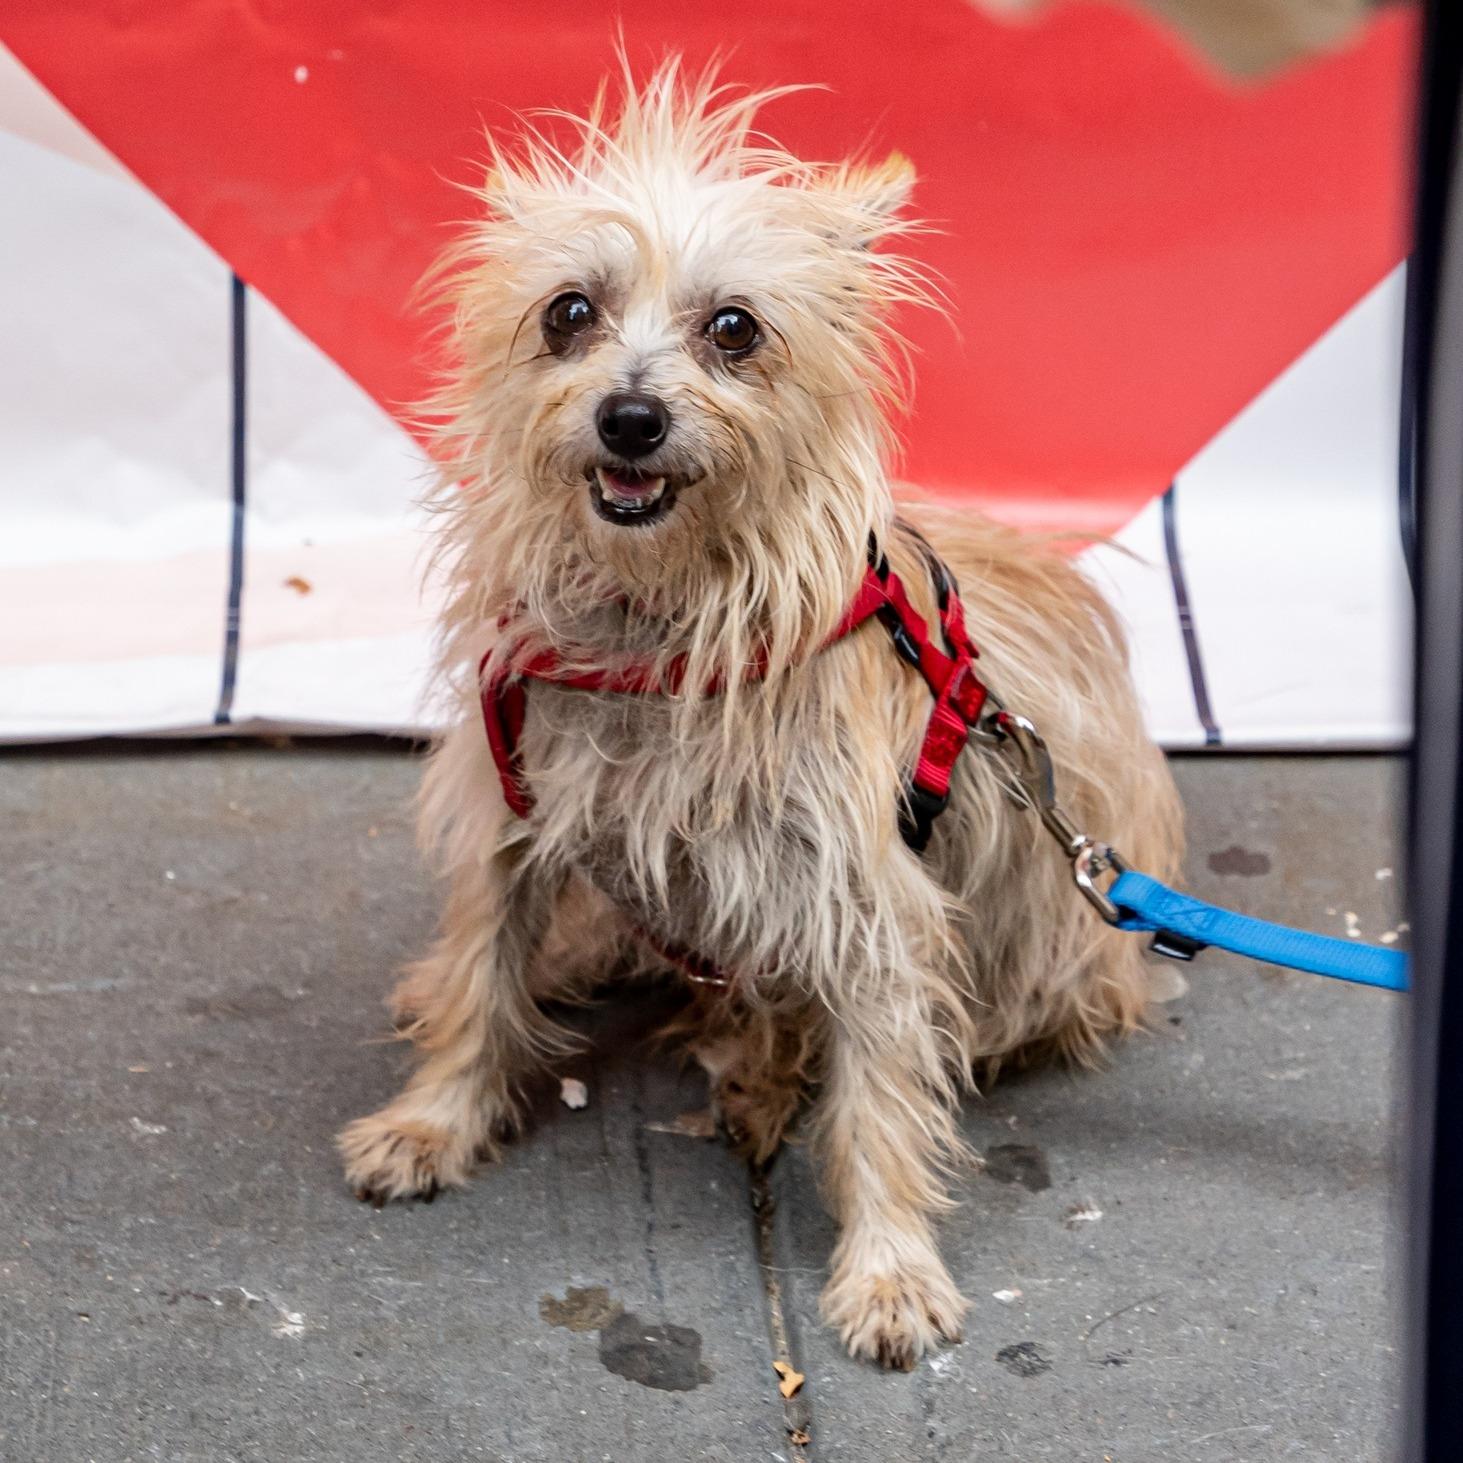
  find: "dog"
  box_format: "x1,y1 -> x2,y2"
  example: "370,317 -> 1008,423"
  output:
338,62 -> 1183,1370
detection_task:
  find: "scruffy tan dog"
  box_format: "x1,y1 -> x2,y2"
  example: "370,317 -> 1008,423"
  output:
339,64 -> 1181,1370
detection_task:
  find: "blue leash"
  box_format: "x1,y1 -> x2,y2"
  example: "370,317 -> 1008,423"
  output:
1110,869 -> 1408,992
981,705 -> 1409,994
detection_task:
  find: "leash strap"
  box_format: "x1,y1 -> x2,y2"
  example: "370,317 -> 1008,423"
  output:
984,705 -> 1410,993
1109,870 -> 1409,991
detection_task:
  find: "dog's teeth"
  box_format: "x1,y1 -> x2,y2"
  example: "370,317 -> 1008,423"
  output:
594,467 -> 666,509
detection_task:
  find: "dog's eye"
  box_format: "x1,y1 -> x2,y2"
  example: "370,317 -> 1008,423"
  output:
542,292 -> 596,351
705,307 -> 759,356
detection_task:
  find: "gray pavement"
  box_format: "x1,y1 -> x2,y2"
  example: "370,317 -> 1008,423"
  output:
0,747 -> 1404,1461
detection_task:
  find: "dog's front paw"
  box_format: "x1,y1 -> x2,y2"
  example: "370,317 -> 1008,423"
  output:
336,1110 -> 477,1206
820,1250 -> 968,1370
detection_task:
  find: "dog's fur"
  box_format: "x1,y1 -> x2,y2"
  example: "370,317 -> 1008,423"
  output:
337,64 -> 1182,1370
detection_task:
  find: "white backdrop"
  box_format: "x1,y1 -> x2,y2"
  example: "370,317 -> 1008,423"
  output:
0,43 -> 1412,749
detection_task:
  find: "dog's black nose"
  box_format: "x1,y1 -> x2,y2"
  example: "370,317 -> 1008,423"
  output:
596,392 -> 670,459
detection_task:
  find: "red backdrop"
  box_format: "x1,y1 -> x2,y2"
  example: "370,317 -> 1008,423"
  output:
1,0 -> 1416,532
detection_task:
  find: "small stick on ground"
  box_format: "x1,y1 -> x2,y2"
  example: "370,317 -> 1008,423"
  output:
749,1162 -> 812,1457
1080,1290 -> 1167,1347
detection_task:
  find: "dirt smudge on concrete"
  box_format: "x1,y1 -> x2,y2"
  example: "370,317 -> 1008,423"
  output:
539,1285 -> 622,1333
1207,845 -> 1272,877
983,1143 -> 1052,1192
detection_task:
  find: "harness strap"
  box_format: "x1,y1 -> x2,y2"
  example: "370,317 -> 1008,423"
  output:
480,531 -> 987,850
480,675 -> 533,818
866,542 -> 987,848
638,926 -> 736,988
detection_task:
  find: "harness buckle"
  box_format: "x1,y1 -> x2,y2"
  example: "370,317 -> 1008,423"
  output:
900,784 -> 949,853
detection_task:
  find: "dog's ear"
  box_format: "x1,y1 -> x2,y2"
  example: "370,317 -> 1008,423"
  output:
811,152 -> 916,247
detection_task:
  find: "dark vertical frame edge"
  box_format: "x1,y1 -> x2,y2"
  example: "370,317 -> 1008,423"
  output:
1407,3 -> 1463,1459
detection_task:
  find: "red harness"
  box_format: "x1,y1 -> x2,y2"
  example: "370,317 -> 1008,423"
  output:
480,534 -> 990,854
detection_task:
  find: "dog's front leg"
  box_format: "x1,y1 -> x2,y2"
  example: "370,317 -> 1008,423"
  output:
813,961 -> 970,1369
337,842 -> 566,1203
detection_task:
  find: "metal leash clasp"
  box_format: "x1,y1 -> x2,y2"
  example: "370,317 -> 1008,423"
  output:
980,698 -> 1204,961
982,703 -> 1127,924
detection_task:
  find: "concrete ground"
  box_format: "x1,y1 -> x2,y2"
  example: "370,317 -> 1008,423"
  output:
0,746 -> 1404,1462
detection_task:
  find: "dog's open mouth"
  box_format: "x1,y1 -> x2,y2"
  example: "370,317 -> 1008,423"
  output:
589,466 -> 677,526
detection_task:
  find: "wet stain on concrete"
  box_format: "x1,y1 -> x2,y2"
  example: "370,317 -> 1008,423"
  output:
540,1287 -> 712,1392
982,1143 -> 1052,1192
539,1285 -> 623,1333
1207,844 -> 1272,877
996,1341 -> 1052,1378
598,1311 -> 712,1392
